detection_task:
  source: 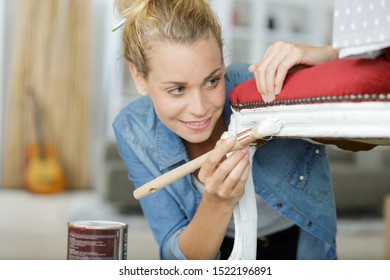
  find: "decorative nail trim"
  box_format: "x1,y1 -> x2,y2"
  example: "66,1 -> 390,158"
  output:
230,93 -> 390,111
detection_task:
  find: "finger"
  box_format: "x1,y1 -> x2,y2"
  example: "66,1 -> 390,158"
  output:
273,52 -> 300,95
273,44 -> 307,95
212,149 -> 250,198
224,151 -> 250,187
262,56 -> 283,98
240,161 -> 251,181
249,62 -> 266,99
249,44 -> 274,95
263,42 -> 300,98
257,44 -> 280,95
248,63 -> 256,73
207,147 -> 248,192
254,42 -> 285,101
248,43 -> 274,73
198,136 -> 236,181
229,162 -> 251,198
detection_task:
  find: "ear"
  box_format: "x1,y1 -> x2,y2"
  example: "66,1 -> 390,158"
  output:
129,63 -> 148,96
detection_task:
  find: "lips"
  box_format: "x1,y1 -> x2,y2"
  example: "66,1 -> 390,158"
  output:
185,119 -> 209,126
182,117 -> 211,131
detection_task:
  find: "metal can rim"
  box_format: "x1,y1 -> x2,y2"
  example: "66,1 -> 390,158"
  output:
68,220 -> 128,230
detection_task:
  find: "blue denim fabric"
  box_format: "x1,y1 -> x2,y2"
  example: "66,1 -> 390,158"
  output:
113,62 -> 337,260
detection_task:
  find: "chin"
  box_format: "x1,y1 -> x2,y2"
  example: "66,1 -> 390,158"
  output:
181,130 -> 213,144
183,134 -> 209,144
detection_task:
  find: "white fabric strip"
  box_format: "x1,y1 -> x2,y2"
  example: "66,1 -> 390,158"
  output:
224,113 -> 262,260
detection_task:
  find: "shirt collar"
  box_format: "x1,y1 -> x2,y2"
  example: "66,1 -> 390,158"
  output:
155,118 -> 189,170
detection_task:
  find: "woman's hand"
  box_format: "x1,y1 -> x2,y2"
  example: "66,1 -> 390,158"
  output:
249,41 -> 339,102
198,136 -> 250,206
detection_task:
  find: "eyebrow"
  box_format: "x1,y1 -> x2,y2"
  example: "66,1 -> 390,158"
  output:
161,67 -> 223,85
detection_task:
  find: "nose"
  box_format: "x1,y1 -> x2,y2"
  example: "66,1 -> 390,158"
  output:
187,89 -> 207,117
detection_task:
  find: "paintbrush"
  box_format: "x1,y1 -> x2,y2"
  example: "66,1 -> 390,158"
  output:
133,120 -> 281,199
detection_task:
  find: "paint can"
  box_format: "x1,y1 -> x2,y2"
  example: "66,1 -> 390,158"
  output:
67,220 -> 128,260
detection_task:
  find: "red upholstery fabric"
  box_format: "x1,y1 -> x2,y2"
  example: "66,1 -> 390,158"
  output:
230,54 -> 390,111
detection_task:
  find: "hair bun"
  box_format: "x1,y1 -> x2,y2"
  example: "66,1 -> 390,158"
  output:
114,0 -> 145,19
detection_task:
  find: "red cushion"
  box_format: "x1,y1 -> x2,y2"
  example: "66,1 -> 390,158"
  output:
230,55 -> 390,111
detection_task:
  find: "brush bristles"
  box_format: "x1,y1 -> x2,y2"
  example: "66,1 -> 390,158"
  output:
251,119 -> 282,139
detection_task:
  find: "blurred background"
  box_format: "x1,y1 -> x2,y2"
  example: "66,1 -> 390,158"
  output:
0,0 -> 389,260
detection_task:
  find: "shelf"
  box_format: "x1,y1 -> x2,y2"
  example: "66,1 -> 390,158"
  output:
219,0 -> 334,63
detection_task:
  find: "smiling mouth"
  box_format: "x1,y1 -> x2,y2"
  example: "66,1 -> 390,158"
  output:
182,117 -> 212,131
184,118 -> 210,127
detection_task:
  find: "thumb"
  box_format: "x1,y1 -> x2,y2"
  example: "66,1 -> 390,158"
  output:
248,64 -> 256,73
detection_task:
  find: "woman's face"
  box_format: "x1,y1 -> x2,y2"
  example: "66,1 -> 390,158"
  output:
139,37 -> 226,144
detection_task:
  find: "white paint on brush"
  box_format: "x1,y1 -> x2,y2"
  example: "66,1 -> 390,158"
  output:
252,118 -> 282,139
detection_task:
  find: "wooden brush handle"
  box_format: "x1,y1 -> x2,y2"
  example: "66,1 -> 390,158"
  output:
133,151 -> 210,199
133,129 -> 258,199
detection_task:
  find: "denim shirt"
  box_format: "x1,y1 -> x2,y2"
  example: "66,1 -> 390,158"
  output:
113,62 -> 337,260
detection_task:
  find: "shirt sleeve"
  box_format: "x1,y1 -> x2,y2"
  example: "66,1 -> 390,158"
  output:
112,108 -> 192,260
225,61 -> 255,96
223,61 -> 255,123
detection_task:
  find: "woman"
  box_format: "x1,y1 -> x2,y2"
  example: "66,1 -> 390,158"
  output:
113,0 -> 339,260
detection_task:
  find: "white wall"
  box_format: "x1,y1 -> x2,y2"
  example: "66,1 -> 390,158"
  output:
0,1 -> 5,183
209,0 -> 234,65
88,0 -> 112,191
89,0 -> 139,191
0,1 -> 17,184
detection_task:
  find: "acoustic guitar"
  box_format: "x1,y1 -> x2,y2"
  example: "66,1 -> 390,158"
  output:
25,88 -> 66,194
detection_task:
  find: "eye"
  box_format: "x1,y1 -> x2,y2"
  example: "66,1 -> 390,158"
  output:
169,86 -> 185,96
206,77 -> 220,88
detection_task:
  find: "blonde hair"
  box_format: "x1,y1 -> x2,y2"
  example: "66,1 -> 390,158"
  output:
114,0 -> 223,78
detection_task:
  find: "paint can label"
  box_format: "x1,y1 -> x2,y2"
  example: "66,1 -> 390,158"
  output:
67,220 -> 128,260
